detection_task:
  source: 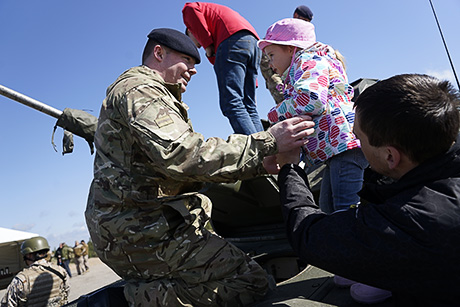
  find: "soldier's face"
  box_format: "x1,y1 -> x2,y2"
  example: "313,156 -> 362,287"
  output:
162,49 -> 197,93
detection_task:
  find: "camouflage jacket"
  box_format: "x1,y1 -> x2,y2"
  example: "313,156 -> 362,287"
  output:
90,65 -> 277,205
61,245 -> 73,261
260,53 -> 284,104
86,66 -> 279,282
0,259 -> 69,307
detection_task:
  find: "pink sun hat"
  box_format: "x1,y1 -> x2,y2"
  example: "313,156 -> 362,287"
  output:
258,18 -> 316,51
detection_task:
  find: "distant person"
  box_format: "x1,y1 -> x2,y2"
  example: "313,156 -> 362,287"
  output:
85,27 -> 314,306
55,243 -> 63,267
183,2 -> 264,135
272,74 -> 460,306
293,5 -> 314,21
260,5 -> 314,104
0,236 -> 69,307
80,240 -> 89,271
73,240 -> 86,275
60,242 -> 73,278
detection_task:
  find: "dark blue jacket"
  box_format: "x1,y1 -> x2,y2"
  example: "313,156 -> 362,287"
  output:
278,134 -> 460,306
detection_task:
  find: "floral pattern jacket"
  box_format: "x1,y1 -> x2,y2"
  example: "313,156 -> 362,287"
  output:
267,42 -> 360,166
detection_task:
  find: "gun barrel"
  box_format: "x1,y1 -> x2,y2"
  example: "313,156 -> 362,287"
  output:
0,84 -> 62,119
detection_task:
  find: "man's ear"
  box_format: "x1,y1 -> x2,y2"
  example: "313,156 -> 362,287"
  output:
153,45 -> 164,62
385,146 -> 401,170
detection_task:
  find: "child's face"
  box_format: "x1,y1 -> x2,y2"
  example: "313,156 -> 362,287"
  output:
264,44 -> 294,75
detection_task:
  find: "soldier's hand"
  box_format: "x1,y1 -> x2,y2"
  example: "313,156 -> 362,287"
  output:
268,115 -> 315,153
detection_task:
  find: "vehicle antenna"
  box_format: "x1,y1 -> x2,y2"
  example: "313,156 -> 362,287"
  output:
429,0 -> 460,89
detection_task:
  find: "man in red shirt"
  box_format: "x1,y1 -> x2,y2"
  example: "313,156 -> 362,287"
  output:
183,2 -> 264,135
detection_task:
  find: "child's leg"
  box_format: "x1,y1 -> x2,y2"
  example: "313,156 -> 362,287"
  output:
319,164 -> 334,214
323,148 -> 368,212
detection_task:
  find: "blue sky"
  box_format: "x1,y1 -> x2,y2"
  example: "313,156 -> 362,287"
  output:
1,0 -> 459,250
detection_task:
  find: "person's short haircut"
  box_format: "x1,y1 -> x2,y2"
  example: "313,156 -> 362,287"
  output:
142,39 -> 161,64
294,5 -> 313,22
355,73 -> 460,163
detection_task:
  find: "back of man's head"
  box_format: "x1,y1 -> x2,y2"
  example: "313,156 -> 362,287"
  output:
294,5 -> 313,22
355,73 -> 460,163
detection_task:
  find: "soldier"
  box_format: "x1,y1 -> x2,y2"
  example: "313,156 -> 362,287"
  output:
60,243 -> 73,278
0,236 -> 69,307
73,241 -> 86,275
85,27 -> 313,306
80,240 -> 89,271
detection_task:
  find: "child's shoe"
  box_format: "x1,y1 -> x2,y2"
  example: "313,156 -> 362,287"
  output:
333,275 -> 357,288
350,283 -> 392,304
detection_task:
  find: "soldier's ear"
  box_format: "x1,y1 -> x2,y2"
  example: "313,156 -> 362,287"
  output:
153,45 -> 165,62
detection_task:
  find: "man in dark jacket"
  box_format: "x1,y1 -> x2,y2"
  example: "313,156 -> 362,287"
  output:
272,73 -> 460,306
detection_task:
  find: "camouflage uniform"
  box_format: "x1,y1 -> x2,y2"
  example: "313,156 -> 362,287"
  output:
73,242 -> 86,275
259,53 -> 284,104
81,241 -> 89,271
85,65 -> 278,306
0,259 -> 69,307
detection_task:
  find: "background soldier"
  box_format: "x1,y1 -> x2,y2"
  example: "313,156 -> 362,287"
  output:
80,240 -> 89,271
0,236 -> 69,307
60,243 -> 73,278
73,240 -> 86,275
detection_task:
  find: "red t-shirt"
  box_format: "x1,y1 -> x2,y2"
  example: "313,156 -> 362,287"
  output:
182,2 -> 259,64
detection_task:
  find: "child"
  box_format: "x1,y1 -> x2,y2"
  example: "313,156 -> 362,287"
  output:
259,18 -> 392,304
258,18 -> 368,214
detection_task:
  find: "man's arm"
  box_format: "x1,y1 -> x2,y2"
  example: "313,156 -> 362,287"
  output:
278,163 -> 324,254
277,163 -> 404,290
129,81 -> 313,182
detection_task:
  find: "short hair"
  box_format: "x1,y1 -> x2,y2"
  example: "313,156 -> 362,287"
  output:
294,5 -> 313,22
355,74 -> 460,163
142,39 -> 157,64
142,40 -> 171,65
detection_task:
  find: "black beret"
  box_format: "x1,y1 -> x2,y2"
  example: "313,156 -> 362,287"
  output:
147,28 -> 201,64
294,5 -> 313,21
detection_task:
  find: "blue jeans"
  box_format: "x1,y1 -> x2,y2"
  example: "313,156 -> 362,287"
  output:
319,148 -> 368,213
61,259 -> 72,277
214,31 -> 263,135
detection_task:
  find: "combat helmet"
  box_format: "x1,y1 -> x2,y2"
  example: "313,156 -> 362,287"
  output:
21,236 -> 50,255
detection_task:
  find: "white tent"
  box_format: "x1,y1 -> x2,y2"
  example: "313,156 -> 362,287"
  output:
0,227 -> 39,289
